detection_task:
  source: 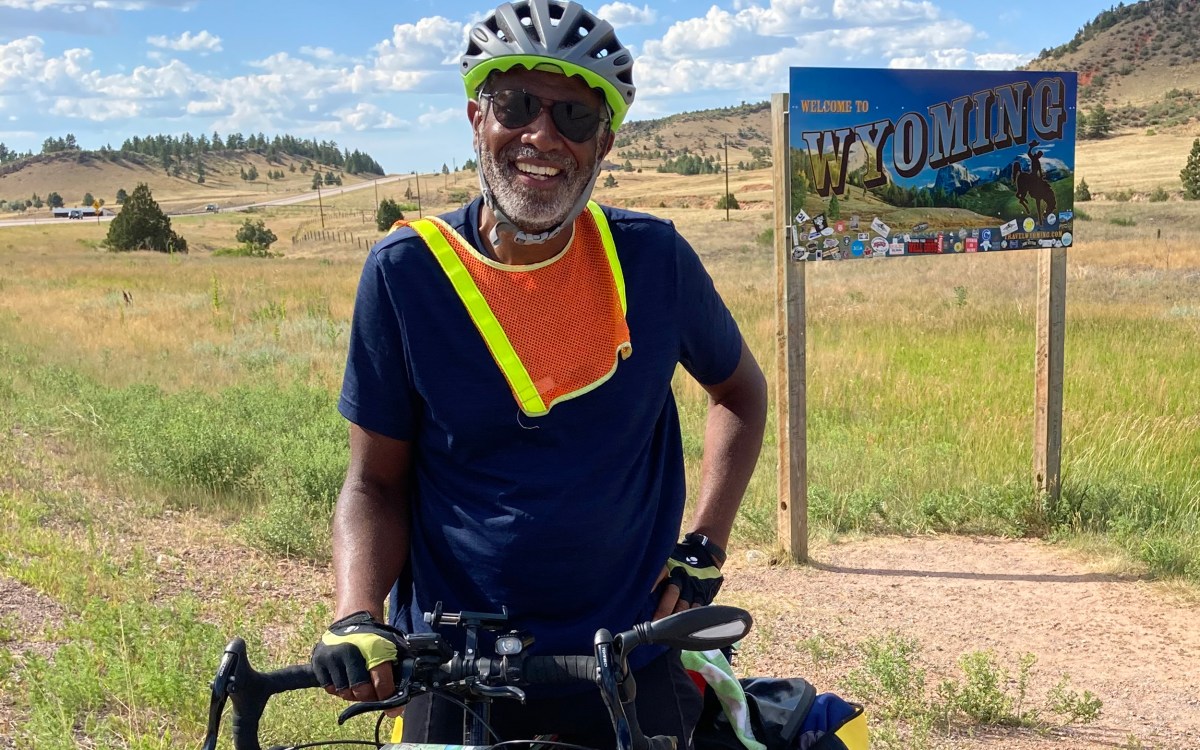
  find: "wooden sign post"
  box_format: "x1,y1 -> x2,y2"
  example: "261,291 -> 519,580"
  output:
772,93 -> 808,563
1034,247 -> 1067,504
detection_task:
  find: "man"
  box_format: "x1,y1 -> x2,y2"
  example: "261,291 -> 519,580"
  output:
311,1 -> 767,745
1028,140 -> 1045,179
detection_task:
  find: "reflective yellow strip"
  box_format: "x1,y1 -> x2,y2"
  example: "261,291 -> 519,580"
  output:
411,218 -> 548,415
835,709 -> 869,750
586,201 -> 626,314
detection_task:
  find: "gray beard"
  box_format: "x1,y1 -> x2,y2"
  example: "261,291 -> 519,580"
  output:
479,142 -> 595,234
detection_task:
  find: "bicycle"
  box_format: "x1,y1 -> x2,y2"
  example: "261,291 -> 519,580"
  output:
200,603 -> 753,750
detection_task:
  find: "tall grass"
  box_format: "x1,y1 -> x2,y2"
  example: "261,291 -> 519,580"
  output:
1,207 -> 1198,576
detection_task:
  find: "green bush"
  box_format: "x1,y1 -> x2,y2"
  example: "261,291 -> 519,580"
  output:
105,183 -> 187,253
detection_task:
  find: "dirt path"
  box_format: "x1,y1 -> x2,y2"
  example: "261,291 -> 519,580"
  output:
2,441 -> 1198,750
723,536 -> 1200,750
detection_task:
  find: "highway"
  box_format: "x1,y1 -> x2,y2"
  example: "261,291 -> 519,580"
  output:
0,173 -> 406,230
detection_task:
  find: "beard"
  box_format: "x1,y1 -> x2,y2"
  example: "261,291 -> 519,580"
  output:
479,141 -> 597,234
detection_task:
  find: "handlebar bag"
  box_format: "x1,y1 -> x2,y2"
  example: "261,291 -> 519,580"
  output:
683,650 -> 867,750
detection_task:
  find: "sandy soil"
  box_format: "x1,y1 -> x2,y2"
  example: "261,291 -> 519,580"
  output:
723,536 -> 1200,750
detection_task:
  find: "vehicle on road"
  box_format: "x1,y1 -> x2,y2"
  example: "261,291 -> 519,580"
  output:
205,203 -> 219,213
68,209 -> 83,219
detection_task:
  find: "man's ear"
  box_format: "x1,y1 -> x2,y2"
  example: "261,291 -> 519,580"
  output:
467,99 -> 482,128
598,129 -> 615,161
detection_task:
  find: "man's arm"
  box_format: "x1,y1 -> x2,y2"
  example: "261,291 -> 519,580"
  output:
334,423 -> 412,618
325,423 -> 412,703
656,339 -> 767,617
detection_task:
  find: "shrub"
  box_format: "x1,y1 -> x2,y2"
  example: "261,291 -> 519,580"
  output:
376,198 -> 404,231
105,183 -> 187,253
234,218 -> 278,256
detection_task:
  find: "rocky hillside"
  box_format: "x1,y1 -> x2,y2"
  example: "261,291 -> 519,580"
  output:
1024,0 -> 1200,130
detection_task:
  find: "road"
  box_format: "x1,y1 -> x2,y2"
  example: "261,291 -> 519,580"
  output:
0,174 -> 406,230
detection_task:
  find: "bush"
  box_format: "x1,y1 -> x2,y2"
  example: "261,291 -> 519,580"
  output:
716,192 -> 740,210
105,183 -> 187,253
1149,185 -> 1169,202
234,218 -> 278,255
375,198 -> 404,231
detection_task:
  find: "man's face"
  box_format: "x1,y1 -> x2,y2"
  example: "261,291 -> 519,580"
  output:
470,67 -> 614,234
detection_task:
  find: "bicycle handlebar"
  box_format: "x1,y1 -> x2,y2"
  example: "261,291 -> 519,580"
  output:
207,639 -> 600,750
203,605 -> 753,750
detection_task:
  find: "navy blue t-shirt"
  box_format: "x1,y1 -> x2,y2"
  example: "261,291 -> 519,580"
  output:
338,198 -> 742,664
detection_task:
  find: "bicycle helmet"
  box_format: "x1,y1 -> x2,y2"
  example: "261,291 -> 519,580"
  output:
462,1 -> 637,246
462,0 -> 636,131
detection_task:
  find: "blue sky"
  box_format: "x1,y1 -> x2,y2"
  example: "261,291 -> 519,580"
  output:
0,0 -> 1110,173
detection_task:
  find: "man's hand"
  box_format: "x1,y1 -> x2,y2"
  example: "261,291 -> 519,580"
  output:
311,611 -> 407,710
654,534 -> 725,619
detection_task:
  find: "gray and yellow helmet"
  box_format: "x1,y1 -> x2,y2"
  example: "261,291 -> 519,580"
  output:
461,0 -> 636,131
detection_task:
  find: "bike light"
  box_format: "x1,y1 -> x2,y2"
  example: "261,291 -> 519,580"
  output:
495,635 -> 524,656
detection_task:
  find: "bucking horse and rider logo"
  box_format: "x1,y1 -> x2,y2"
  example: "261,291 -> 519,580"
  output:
1012,140 -> 1058,224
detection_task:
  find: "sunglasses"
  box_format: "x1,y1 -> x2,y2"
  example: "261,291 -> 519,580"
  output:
480,89 -> 607,144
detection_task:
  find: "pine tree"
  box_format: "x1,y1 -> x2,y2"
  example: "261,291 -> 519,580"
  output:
828,193 -> 841,219
603,173 -> 618,188
115,188 -> 128,204
1181,138 -> 1200,199
105,183 -> 187,253
1075,177 -> 1092,202
376,198 -> 405,231
235,218 -> 278,254
1088,104 -> 1112,139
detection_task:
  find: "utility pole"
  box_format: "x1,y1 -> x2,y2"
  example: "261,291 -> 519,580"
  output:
724,134 -> 730,222
317,182 -> 325,229
414,171 -> 423,219
373,178 -> 379,208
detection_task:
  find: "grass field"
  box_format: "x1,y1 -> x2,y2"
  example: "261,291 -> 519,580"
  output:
0,171 -> 1198,748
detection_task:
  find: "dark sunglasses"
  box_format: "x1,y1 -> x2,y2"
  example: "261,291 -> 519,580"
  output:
480,89 -> 607,144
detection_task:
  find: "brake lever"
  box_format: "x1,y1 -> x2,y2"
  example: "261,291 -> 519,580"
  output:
336,682 -> 411,725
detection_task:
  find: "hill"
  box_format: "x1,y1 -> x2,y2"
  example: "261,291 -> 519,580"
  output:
613,101 -> 773,172
1025,0 -> 1200,130
0,148 -> 369,215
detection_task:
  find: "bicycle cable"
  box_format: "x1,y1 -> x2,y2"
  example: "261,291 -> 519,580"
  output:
282,741 -> 380,750
430,690 -> 502,743
490,739 -> 599,750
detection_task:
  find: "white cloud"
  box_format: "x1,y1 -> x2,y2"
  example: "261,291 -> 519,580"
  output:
146,30 -> 221,53
973,52 -> 1033,70
596,2 -> 657,28
649,5 -> 772,59
1,0 -> 193,10
334,102 -> 407,131
418,107 -> 459,128
831,0 -> 937,23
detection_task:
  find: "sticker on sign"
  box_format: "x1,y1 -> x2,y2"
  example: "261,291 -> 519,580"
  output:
1000,219 -> 1019,237
871,217 -> 890,238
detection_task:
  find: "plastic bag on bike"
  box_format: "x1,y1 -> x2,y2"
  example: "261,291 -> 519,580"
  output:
683,650 -> 867,750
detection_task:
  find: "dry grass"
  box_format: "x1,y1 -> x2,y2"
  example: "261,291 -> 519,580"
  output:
1077,128 -> 1200,195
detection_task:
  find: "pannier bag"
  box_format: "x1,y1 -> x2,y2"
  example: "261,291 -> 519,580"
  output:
682,650 -> 868,750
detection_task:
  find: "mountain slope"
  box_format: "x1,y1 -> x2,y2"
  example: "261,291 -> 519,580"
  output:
1025,0 -> 1200,128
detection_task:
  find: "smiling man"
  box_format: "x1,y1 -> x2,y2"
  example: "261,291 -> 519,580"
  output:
311,1 -> 768,745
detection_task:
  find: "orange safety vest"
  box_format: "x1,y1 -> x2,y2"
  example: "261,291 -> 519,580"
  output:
392,201 -> 631,417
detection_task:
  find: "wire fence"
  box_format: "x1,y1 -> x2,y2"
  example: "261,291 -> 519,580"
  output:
293,228 -> 379,252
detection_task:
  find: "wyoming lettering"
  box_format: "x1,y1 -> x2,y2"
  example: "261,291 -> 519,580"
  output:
802,77 -> 1068,197
788,67 -> 1078,262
